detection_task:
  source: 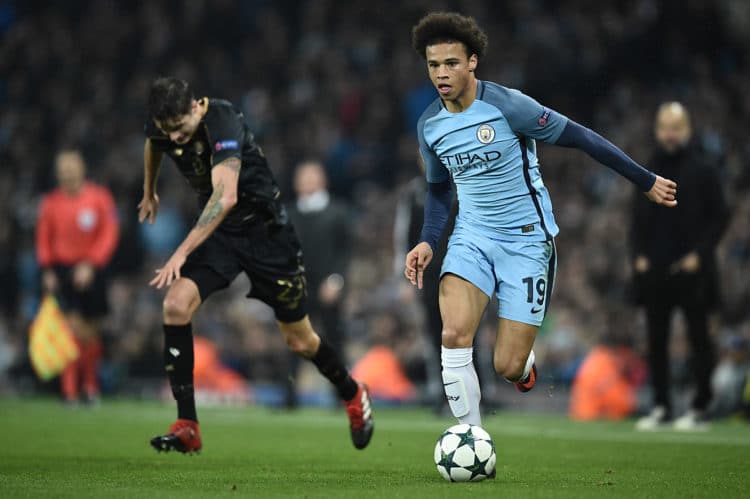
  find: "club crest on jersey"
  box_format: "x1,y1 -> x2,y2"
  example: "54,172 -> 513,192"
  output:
77,208 -> 97,232
215,140 -> 239,151
538,109 -> 551,127
476,124 -> 495,144
194,141 -> 205,155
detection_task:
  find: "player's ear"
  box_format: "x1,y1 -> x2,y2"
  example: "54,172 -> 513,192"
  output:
468,54 -> 478,72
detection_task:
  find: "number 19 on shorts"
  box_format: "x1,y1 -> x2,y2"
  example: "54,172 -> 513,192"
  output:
522,277 -> 546,314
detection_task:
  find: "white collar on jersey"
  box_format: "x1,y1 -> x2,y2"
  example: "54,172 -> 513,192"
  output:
296,190 -> 330,213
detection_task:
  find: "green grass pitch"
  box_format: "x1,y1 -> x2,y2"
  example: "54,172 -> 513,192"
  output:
1,399 -> 748,498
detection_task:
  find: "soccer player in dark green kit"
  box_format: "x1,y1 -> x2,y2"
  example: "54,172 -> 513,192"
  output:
141,77 -> 373,453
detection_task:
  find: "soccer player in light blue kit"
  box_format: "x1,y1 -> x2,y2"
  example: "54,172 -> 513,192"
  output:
405,12 -> 678,427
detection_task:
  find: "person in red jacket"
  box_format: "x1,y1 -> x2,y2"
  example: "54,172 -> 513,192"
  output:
36,149 -> 119,403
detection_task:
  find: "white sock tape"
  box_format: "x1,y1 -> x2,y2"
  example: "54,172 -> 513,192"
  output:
442,370 -> 469,418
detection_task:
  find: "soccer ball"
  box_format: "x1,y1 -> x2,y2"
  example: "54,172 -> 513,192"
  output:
434,424 -> 496,482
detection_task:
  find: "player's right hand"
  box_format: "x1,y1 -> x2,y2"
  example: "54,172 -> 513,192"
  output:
404,242 -> 433,289
138,193 -> 160,224
645,175 -> 677,207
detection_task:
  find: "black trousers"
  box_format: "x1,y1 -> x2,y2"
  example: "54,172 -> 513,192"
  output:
639,271 -> 716,414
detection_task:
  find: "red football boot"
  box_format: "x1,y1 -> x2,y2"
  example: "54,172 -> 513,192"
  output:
150,419 -> 202,454
344,383 -> 374,450
515,363 -> 537,393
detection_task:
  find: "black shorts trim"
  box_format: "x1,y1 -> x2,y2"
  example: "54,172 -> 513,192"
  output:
519,136 -> 552,240
543,240 -> 557,317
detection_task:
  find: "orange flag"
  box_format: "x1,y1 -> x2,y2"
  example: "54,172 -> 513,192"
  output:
28,295 -> 79,380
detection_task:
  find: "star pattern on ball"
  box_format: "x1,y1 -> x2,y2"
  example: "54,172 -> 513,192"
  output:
438,449 -> 462,481
435,425 -> 496,482
464,453 -> 490,480
455,427 -> 476,449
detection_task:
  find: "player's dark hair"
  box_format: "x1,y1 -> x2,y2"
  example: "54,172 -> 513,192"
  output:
148,77 -> 194,122
412,12 -> 488,59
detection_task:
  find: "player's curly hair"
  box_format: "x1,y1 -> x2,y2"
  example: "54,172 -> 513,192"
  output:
412,12 -> 488,59
148,77 -> 194,122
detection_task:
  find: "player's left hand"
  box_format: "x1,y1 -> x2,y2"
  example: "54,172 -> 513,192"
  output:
72,262 -> 95,290
645,175 -> 678,207
150,251 -> 187,289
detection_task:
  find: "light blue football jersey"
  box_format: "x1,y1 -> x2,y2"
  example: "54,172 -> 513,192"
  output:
417,80 -> 568,241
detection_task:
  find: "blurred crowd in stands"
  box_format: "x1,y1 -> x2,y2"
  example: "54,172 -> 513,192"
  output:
0,0 -> 748,416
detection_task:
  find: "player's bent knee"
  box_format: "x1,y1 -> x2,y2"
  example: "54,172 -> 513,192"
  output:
493,354 -> 527,381
162,295 -> 194,324
441,326 -> 473,349
280,320 -> 319,357
284,333 -> 318,357
77,320 -> 99,341
162,279 -> 201,325
65,314 -> 85,339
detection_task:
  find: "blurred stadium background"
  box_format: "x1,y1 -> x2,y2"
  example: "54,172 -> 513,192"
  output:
0,0 -> 748,419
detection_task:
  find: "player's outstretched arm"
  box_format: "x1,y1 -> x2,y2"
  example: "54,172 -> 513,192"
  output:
150,158 -> 239,288
555,120 -> 677,207
139,139 -> 163,224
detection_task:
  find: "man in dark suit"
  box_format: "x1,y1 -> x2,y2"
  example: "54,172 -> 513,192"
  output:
632,102 -> 729,430
286,160 -> 351,407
